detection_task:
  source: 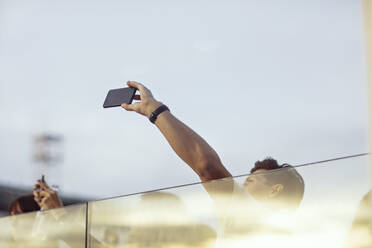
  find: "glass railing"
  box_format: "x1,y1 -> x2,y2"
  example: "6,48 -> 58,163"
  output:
0,154 -> 371,248
0,203 -> 86,248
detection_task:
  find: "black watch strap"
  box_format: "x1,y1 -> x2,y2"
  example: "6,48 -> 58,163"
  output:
149,105 -> 169,123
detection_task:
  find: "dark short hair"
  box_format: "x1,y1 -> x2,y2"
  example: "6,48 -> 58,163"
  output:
251,157 -> 305,209
8,194 -> 40,214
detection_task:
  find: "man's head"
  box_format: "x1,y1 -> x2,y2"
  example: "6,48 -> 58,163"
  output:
244,157 -> 305,210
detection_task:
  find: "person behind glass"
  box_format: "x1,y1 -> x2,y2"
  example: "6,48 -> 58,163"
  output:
8,180 -> 63,216
121,81 -> 304,211
7,180 -> 64,247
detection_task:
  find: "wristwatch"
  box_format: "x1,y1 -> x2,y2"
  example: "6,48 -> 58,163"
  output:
149,105 -> 170,123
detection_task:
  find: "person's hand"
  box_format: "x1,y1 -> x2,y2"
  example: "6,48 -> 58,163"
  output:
121,81 -> 163,118
33,180 -> 63,210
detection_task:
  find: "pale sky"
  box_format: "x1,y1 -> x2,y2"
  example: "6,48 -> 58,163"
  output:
0,0 -> 370,200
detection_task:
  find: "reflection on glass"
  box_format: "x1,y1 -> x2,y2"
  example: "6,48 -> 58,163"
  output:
203,166 -> 304,247
346,190 -> 372,248
89,192 -> 216,248
88,156 -> 371,248
0,204 -> 86,248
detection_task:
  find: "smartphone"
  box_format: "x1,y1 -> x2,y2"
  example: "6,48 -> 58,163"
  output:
103,87 -> 137,108
35,175 -> 45,193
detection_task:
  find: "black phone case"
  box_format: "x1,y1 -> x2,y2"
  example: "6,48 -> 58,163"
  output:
103,87 -> 137,108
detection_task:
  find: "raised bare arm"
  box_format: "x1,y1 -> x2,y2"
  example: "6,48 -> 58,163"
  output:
122,81 -> 231,182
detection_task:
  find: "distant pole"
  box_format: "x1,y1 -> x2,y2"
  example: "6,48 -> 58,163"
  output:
32,133 -> 64,190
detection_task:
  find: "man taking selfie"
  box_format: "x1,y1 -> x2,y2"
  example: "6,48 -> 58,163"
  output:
121,81 -> 305,242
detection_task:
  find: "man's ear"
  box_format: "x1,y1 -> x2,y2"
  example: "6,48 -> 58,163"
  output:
269,184 -> 284,198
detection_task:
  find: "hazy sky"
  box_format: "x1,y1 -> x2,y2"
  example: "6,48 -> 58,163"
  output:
0,0 -> 369,199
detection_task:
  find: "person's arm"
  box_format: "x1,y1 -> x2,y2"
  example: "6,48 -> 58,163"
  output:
122,81 -> 231,182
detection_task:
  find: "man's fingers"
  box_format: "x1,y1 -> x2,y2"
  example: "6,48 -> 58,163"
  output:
123,81 -> 156,116
127,81 -> 153,97
121,103 -> 133,111
127,81 -> 144,91
121,102 -> 140,111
